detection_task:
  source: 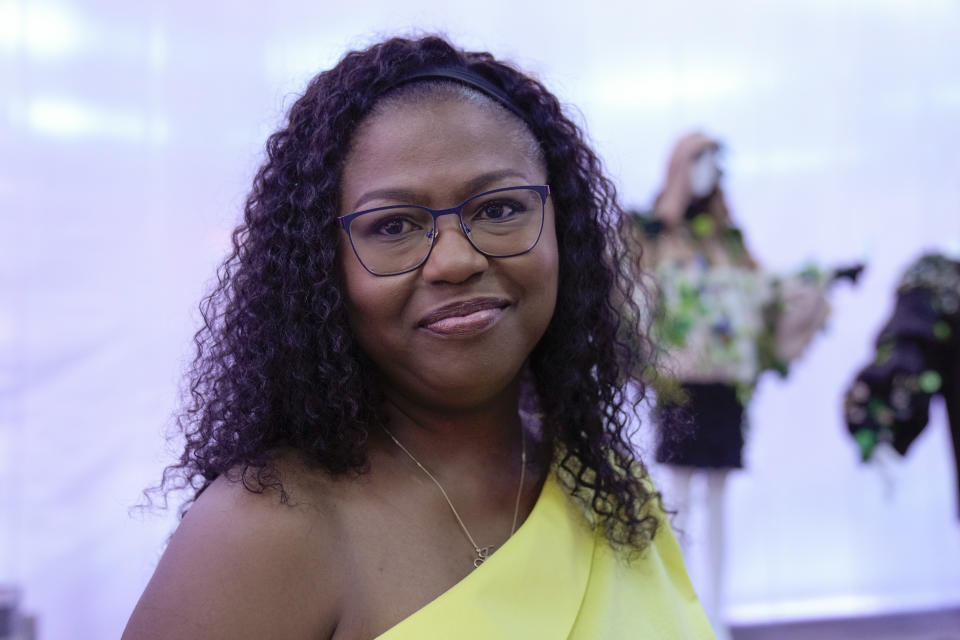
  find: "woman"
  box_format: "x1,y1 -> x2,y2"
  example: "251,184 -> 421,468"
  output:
124,36 -> 713,639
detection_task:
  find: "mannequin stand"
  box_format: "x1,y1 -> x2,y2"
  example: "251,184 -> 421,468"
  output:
666,466 -> 732,640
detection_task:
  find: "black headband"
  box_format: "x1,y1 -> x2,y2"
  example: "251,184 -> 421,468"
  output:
383,66 -> 529,124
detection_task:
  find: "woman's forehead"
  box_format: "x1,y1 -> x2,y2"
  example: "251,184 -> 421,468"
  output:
354,85 -> 542,162
340,97 -> 545,207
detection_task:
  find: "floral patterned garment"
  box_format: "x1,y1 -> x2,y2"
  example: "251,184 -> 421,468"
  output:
844,254 -> 960,479
652,258 -> 830,401
655,262 -> 771,385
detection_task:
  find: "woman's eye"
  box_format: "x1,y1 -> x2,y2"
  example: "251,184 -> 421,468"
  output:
373,216 -> 418,236
477,200 -> 523,221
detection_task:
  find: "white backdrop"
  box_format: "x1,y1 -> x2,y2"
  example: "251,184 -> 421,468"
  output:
2,1 -> 959,638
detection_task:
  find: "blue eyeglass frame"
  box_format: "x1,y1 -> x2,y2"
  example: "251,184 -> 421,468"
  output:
337,184 -> 551,277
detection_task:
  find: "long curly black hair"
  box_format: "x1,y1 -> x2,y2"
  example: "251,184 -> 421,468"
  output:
159,35 -> 660,552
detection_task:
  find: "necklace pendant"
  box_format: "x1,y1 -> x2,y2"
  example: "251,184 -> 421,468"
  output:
473,545 -> 494,568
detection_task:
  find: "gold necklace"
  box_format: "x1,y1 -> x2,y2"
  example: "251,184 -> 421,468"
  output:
383,424 -> 526,568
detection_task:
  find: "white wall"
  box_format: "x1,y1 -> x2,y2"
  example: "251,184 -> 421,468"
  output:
1,1 -> 958,638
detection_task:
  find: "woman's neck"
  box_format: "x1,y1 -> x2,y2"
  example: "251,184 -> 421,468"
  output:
379,385 -> 525,470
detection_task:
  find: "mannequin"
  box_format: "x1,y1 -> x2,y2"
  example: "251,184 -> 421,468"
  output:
845,252 -> 960,517
630,133 -> 862,639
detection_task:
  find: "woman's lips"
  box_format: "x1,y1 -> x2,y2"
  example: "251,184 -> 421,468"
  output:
423,307 -> 504,335
419,297 -> 510,336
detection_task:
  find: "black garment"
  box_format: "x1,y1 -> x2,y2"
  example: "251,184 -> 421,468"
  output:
845,254 -> 960,517
655,382 -> 745,469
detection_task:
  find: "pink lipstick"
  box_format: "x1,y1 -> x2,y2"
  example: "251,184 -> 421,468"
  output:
419,297 -> 510,337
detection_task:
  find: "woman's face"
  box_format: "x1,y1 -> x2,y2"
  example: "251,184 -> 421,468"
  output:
338,95 -> 558,412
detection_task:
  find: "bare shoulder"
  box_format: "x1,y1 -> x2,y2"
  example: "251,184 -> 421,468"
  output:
123,457 -> 347,640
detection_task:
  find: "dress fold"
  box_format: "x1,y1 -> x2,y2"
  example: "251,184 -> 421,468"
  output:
377,473 -> 714,639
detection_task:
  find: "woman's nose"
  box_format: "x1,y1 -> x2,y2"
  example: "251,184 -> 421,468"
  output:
420,214 -> 489,284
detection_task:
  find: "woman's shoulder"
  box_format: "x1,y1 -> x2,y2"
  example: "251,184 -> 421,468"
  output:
123,454 -> 347,639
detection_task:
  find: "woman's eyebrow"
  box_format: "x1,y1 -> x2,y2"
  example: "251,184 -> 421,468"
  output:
460,169 -> 530,195
351,169 -> 532,211
352,188 -> 421,211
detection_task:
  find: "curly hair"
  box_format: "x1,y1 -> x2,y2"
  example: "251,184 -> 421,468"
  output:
159,35 -> 660,552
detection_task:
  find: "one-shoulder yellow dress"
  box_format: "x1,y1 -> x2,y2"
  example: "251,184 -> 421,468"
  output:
377,472 -> 715,639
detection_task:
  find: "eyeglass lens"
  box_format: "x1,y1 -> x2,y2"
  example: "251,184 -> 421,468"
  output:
347,186 -> 545,275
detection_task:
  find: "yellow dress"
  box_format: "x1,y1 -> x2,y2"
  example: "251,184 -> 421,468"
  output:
377,472 -> 715,639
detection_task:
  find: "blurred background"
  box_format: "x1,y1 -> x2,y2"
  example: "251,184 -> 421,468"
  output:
1,0 -> 958,638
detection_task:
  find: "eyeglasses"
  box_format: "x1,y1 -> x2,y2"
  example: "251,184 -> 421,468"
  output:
338,185 -> 550,276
